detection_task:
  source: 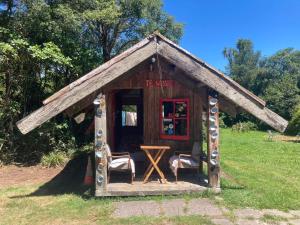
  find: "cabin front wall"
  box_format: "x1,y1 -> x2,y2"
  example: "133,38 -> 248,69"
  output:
103,58 -> 205,160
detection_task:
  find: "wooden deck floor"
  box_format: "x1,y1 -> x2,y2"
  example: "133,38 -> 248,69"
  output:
95,174 -> 208,196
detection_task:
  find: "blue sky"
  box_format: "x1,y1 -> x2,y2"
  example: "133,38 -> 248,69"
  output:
163,0 -> 300,72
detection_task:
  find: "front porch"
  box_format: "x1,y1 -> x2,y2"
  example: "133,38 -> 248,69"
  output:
94,88 -> 221,197
96,173 -> 208,197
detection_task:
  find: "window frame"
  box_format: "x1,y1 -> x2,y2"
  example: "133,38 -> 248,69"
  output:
159,98 -> 190,141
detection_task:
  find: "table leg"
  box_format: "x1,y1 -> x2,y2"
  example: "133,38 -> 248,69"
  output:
143,150 -> 159,183
154,149 -> 167,183
143,149 -> 161,180
143,149 -> 167,184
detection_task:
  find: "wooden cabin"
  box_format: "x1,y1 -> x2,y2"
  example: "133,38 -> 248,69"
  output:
17,33 -> 288,196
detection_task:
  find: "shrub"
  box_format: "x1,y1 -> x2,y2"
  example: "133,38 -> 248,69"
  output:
41,151 -> 67,168
231,121 -> 258,132
219,114 -> 227,128
286,105 -> 300,135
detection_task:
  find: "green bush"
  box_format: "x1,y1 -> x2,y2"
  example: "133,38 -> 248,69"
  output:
41,151 -> 67,168
219,113 -> 227,128
231,121 -> 258,132
286,105 -> 300,135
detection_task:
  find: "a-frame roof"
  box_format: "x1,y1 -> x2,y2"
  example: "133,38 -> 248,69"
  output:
17,33 -> 288,134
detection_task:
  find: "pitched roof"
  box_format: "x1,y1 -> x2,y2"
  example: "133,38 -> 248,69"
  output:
17,33 -> 288,134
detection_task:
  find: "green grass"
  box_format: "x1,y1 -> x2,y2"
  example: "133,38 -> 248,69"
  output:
261,214 -> 288,224
220,128 -> 300,210
0,185 -> 213,225
0,185 -> 113,225
116,215 -> 214,225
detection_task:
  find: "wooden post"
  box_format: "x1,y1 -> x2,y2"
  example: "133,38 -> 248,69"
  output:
94,93 -> 108,195
207,89 -> 221,191
199,97 -> 204,174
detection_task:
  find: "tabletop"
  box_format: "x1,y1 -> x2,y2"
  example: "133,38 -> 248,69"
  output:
140,145 -> 171,150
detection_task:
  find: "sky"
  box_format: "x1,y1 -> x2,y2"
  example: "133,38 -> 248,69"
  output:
163,0 -> 300,72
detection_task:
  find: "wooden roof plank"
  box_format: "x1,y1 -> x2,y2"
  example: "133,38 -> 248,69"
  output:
16,33 -> 288,134
157,40 -> 287,132
155,32 -> 266,107
17,41 -> 157,134
42,35 -> 155,105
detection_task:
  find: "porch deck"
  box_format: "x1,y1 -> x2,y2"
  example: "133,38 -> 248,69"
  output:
95,173 -> 208,197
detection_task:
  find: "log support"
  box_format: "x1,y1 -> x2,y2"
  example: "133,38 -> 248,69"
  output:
94,93 -> 108,195
207,89 -> 221,190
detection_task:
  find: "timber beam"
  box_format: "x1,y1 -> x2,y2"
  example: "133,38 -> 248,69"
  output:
207,90 -> 221,190
94,94 -> 108,195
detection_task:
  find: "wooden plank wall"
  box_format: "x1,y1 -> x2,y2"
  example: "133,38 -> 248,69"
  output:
103,57 -> 204,163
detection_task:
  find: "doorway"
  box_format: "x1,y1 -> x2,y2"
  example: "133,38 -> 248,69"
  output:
115,89 -> 143,153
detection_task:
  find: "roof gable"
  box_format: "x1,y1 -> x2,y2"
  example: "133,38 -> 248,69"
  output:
16,33 -> 288,134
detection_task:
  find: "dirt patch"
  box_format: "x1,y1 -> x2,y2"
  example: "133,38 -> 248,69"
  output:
0,165 -> 63,188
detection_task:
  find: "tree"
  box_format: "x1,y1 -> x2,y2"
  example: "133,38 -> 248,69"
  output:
77,0 -> 183,61
0,31 -> 72,161
286,104 -> 300,135
262,49 -> 300,120
264,76 -> 299,120
223,39 -> 261,92
0,0 -> 183,163
223,41 -> 300,132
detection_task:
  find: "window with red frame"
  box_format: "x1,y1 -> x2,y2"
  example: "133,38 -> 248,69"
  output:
160,98 -> 190,140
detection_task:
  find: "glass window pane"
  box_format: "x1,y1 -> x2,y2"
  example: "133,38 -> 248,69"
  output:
175,119 -> 187,136
162,101 -> 174,118
175,101 -> 187,118
122,105 -> 137,126
162,118 -> 175,135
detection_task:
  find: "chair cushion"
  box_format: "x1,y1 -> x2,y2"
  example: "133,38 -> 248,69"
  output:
109,158 -> 135,175
105,144 -> 112,163
191,142 -> 200,161
169,155 -> 199,176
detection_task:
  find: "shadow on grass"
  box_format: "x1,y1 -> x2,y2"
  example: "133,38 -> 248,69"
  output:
9,153 -> 210,200
10,152 -> 95,199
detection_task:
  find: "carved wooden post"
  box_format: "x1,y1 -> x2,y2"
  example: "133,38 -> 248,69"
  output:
207,90 -> 221,190
94,93 -> 107,196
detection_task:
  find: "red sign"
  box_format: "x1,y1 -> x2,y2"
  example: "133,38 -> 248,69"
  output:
146,80 -> 174,88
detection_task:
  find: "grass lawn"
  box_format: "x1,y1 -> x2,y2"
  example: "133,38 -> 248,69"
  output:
0,129 -> 299,224
220,128 -> 300,210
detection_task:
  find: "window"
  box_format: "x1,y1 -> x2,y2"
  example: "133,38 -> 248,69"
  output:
122,105 -> 137,127
160,98 -> 190,140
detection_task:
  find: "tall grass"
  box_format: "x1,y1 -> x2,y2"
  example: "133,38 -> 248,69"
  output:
41,151 -> 67,167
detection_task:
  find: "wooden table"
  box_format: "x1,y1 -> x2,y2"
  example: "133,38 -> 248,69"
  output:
140,145 -> 171,184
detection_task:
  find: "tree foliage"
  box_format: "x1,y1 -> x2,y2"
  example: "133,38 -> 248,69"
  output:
0,0 -> 183,163
286,104 -> 300,135
224,40 -> 300,133
223,39 -> 261,91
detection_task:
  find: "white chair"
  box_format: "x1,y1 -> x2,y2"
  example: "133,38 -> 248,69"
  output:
105,144 -> 135,184
169,142 -> 202,182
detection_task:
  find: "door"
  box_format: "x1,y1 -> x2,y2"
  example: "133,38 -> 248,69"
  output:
115,89 -> 143,153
